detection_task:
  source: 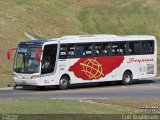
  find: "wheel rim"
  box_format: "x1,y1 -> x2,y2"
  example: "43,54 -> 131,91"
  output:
60,78 -> 67,86
124,74 -> 131,83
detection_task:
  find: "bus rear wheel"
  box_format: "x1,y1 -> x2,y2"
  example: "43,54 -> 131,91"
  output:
122,71 -> 132,85
59,76 -> 70,90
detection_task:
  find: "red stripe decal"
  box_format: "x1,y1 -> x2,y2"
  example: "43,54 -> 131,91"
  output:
68,56 -> 124,80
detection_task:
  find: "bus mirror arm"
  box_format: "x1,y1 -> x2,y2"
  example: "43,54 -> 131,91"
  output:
7,48 -> 16,60
35,50 -> 43,61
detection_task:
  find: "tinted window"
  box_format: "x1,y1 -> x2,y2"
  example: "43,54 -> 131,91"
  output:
67,44 -> 76,58
59,45 -> 67,59
95,44 -> 103,56
148,41 -> 154,54
77,44 -> 93,57
128,42 -> 141,55
59,44 -> 76,59
112,43 -> 124,55
119,42 -> 127,55
59,40 -> 154,59
95,43 -> 111,56
76,44 -> 84,57
141,42 -> 148,54
84,44 -> 93,56
141,41 -> 154,54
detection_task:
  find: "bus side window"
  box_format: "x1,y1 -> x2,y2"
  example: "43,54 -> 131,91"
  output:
117,49 -> 123,55
128,42 -> 134,55
129,48 -> 133,54
103,50 -> 108,55
134,42 -> 141,54
119,42 -> 127,55
128,42 -> 140,55
67,45 -> 76,58
77,45 -> 84,57
141,41 -> 148,54
84,44 -> 93,56
112,43 -> 119,55
95,44 -> 103,56
148,41 -> 154,54
103,43 -> 110,55
60,45 -> 67,59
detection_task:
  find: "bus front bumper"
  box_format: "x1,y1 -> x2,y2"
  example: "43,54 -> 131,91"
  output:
13,77 -> 58,86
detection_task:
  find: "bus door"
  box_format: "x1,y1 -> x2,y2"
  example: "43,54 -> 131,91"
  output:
41,44 -> 58,75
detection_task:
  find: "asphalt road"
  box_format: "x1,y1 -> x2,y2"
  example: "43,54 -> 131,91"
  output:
0,79 -> 160,100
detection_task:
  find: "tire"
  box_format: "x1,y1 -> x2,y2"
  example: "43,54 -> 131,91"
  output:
13,85 -> 17,89
122,71 -> 132,85
59,76 -> 70,90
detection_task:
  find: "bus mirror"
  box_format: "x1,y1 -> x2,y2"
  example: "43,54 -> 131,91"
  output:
7,48 -> 16,60
35,50 -> 43,61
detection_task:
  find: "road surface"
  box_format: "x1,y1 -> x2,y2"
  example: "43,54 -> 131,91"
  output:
0,79 -> 160,99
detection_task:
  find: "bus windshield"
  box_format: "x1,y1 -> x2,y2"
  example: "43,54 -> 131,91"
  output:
14,44 -> 42,74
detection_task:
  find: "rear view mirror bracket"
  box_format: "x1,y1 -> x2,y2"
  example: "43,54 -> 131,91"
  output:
7,48 -> 16,60
35,50 -> 43,61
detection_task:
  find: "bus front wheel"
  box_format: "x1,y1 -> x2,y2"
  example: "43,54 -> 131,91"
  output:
59,76 -> 70,90
122,71 -> 132,85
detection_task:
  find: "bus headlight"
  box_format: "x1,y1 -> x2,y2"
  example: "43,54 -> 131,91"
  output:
31,75 -> 40,79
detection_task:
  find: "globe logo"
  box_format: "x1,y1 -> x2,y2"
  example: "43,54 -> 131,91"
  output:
80,58 -> 104,79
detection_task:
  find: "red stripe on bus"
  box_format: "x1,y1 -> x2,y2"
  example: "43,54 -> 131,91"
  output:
69,56 -> 124,80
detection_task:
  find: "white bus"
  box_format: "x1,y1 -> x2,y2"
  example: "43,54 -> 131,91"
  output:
8,34 -> 157,89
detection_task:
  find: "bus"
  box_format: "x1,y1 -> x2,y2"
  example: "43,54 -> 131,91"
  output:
7,34 -> 157,90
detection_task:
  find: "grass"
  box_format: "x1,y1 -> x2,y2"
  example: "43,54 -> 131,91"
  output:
0,98 -> 159,120
0,99 -> 138,114
86,98 -> 160,113
0,98 -> 159,114
1,0 -> 160,87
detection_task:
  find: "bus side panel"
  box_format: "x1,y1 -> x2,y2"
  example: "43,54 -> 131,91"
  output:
57,56 -> 125,84
46,54 -> 157,86
116,55 -> 157,80
57,58 -> 119,84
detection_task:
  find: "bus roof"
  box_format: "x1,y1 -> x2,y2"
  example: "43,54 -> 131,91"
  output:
58,34 -> 156,44
19,40 -> 50,45
60,34 -> 155,40
19,34 -> 156,45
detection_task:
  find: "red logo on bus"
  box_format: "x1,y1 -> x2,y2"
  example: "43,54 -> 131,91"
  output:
127,58 -> 153,63
69,56 -> 124,80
